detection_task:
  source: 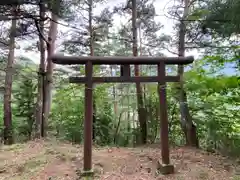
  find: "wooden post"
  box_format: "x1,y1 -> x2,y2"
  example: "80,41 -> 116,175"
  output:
157,62 -> 174,174
82,60 -> 94,176
120,65 -> 131,77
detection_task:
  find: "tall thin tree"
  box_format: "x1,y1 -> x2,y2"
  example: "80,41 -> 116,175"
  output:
178,0 -> 198,147
132,0 -> 147,144
43,10 -> 59,137
3,6 -> 17,144
34,0 -> 46,138
88,0 -> 97,141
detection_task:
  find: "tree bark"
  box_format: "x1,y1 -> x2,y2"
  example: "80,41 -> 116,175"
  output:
132,0 -> 147,144
110,66 -> 118,115
34,0 -> 46,138
88,0 -> 96,141
42,12 -> 58,137
3,7 -> 17,145
178,0 -> 198,147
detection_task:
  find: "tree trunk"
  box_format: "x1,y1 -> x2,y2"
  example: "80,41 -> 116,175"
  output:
110,66 -> 118,115
3,7 -> 17,145
132,0 -> 147,144
34,0 -> 46,138
127,88 -> 131,145
42,12 -> 58,137
178,0 -> 198,147
88,0 -> 96,141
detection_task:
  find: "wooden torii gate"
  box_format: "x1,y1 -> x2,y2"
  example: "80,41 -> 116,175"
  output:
51,55 -> 194,176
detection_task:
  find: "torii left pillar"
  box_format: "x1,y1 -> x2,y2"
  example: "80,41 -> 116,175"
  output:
82,60 -> 94,177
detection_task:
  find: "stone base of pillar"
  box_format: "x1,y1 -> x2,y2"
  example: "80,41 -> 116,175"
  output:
77,169 -> 94,179
157,161 -> 174,175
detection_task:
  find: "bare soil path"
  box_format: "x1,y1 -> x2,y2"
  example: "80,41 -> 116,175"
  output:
0,140 -> 239,180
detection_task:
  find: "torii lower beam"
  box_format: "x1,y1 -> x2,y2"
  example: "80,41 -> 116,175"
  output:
51,55 -> 194,176
69,76 -> 180,83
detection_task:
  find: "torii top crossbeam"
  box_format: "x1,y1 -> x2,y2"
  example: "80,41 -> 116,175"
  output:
51,55 -> 194,65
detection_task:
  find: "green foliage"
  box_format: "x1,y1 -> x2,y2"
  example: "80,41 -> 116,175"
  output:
0,104 -> 3,136
204,0 -> 240,36
14,78 -> 37,140
94,100 -> 113,145
51,84 -> 85,143
184,57 -> 240,156
93,85 -> 114,145
186,0 -> 240,66
50,84 -> 115,145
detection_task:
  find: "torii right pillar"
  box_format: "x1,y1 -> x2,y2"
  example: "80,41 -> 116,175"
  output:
157,61 -> 174,174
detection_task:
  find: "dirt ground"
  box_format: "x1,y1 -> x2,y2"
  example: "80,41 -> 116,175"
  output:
0,140 -> 239,180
